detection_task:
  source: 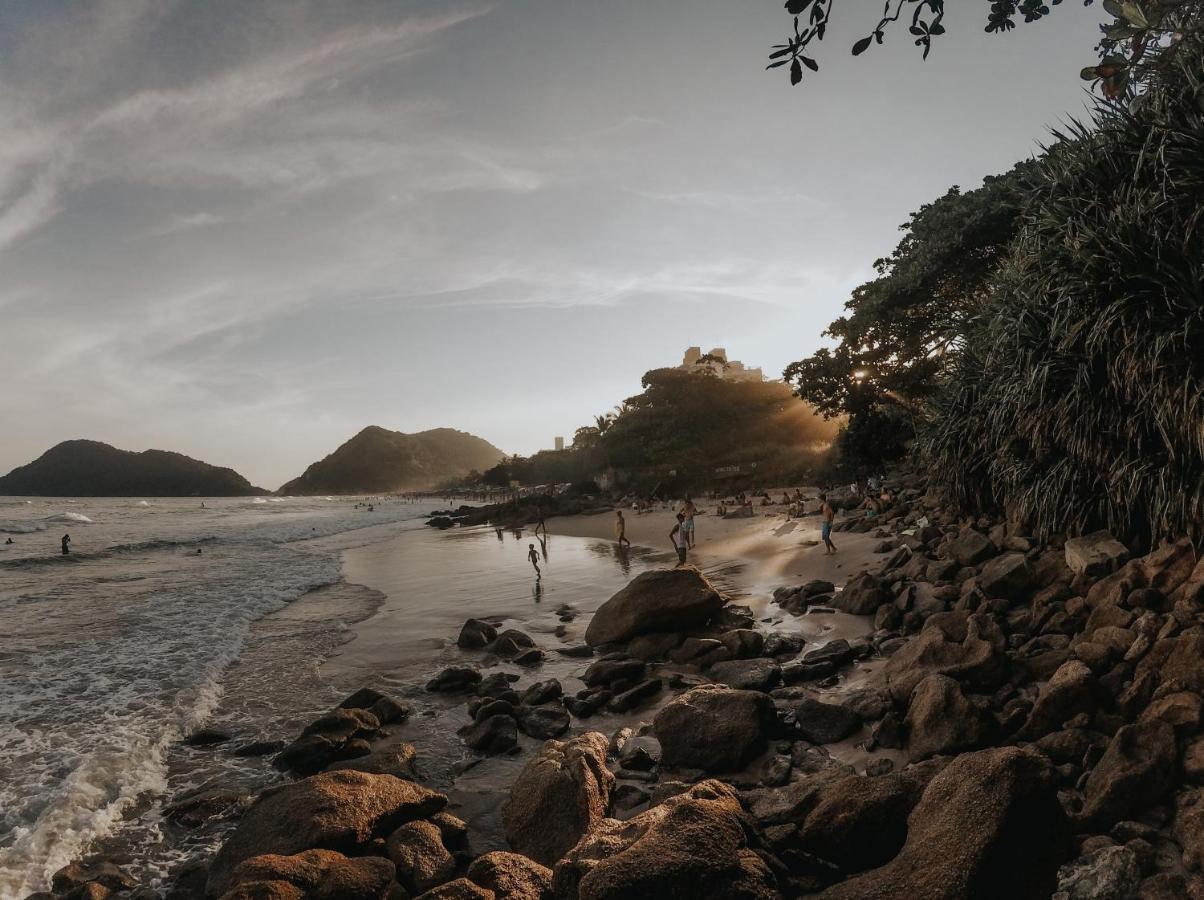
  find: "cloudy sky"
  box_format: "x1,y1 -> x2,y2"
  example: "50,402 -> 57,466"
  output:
1,0 -> 1105,489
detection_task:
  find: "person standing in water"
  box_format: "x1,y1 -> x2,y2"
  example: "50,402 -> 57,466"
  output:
615,510 -> 631,547
61,533 -> 71,555
527,543 -> 541,579
819,494 -> 837,555
670,513 -> 689,567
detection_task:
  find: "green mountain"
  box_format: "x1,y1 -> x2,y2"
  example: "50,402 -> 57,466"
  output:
0,440 -> 267,496
278,426 -> 505,494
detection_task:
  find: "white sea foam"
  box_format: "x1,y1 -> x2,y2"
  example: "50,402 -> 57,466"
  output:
0,521 -> 48,534
252,498 -> 268,504
47,512 -> 93,524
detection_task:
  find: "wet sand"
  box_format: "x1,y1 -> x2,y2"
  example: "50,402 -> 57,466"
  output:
287,501 -> 899,850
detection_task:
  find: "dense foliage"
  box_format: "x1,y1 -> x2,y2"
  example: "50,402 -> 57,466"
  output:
768,0 -> 1204,100
921,52 -> 1204,542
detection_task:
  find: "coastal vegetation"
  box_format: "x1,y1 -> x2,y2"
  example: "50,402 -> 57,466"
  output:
787,48 -> 1204,546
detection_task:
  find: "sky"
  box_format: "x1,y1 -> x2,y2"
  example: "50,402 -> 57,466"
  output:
0,0 -> 1107,490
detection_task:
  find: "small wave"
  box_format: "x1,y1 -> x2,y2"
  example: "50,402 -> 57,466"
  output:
252,498 -> 268,504
47,513 -> 93,524
0,522 -> 48,535
268,498 -> 285,503
138,501 -> 151,507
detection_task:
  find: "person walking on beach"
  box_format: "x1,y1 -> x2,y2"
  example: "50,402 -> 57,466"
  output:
670,513 -> 689,567
819,495 -> 837,555
61,533 -> 71,555
527,542 -> 541,579
615,510 -> 631,547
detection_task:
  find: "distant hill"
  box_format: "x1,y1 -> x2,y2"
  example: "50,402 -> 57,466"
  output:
0,440 -> 267,496
278,426 -> 505,495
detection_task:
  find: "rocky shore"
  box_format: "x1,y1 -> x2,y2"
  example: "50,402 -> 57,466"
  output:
34,477 -> 1204,899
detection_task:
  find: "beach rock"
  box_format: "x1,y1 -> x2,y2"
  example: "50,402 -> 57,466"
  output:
817,747 -> 1068,900
719,629 -> 764,659
625,632 -> 683,661
1175,788 -> 1204,871
794,698 -> 862,745
206,770 -> 446,896
1079,720 -> 1178,830
1053,845 -> 1141,900
426,668 -> 482,693
1139,690 -> 1203,736
1020,659 -> 1100,739
220,849 -> 394,900
337,687 -> 411,724
831,572 -> 891,615
977,552 -> 1033,602
1065,532 -> 1131,578
275,709 -> 382,777
617,736 -> 661,771
522,679 -> 564,706
414,878 -> 493,899
457,619 -> 498,650
904,674 -> 994,761
942,528 -> 997,567
459,715 -> 518,754
581,658 -> 645,687
1161,628 -> 1204,693
802,639 -> 854,668
52,862 -> 138,895
1184,734 -> 1204,784
185,726 -> 232,747
164,785 -> 253,827
466,852 -> 552,900
794,771 -> 926,872
325,743 -> 417,779
515,648 -> 545,667
606,678 -> 662,713
882,612 -> 1007,703
233,739 -> 287,757
653,685 -> 776,772
584,568 -> 725,647
709,658 -> 781,691
502,731 -> 613,867
387,819 -> 455,894
762,632 -> 805,659
550,779 -> 778,900
516,705 -> 571,740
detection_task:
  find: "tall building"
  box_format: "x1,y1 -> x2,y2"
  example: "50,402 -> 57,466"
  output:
678,346 -> 764,382
554,436 -> 565,451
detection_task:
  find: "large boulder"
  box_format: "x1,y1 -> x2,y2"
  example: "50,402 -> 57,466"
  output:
1053,846 -> 1142,900
1175,788 -> 1204,872
653,685 -> 777,772
275,708 -> 382,777
817,747 -> 1069,900
794,698 -> 862,745
1064,532 -> 1130,578
904,674 -> 995,762
1078,720 -> 1178,830
387,819 -> 456,894
585,568 -> 725,647
1161,628 -> 1204,693
207,771 -> 446,896
502,732 -> 614,867
794,772 -> 926,873
466,851 -> 553,900
220,849 -> 395,900
830,572 -> 891,615
551,780 -> 778,900
882,612 -> 1007,703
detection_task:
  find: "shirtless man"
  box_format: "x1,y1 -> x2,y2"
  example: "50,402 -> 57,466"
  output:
527,543 -> 541,579
615,510 -> 631,547
819,495 -> 837,555
681,497 -> 697,548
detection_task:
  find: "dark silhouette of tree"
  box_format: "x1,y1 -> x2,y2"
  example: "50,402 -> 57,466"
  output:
768,0 -> 1203,99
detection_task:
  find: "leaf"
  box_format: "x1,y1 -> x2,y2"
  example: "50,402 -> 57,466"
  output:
790,57 -> 803,85
784,0 -> 814,13
766,59 -> 791,69
1080,65 -> 1101,79
1120,1 -> 1149,27
852,35 -> 873,55
769,46 -> 794,59
1102,0 -> 1123,15
802,55 -> 818,71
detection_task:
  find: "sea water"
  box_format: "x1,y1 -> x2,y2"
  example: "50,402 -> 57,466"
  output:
0,496 -> 431,898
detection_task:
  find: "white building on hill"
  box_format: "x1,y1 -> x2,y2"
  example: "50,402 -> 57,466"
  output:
679,346 -> 765,382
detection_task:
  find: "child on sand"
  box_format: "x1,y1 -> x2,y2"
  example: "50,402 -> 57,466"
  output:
527,543 -> 541,579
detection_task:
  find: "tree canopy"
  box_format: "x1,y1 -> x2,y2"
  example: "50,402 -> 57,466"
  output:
769,0 -> 1204,99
